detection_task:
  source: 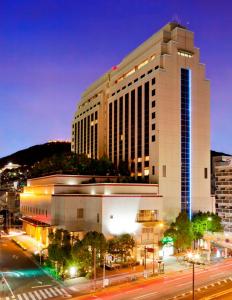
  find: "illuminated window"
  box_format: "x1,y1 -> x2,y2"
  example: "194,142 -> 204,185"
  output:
125,68 -> 135,77
178,50 -> 193,58
138,60 -> 148,69
144,169 -> 149,176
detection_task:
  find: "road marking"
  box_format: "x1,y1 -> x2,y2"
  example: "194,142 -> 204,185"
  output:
1,272 -> 16,299
134,292 -> 158,299
28,292 -> 37,300
48,288 -> 58,297
17,295 -> 23,300
54,287 -> 63,295
22,293 -> 30,300
43,289 -> 52,298
31,285 -> 51,289
60,288 -> 71,297
177,282 -> 190,287
38,290 -> 47,299
203,287 -> 232,299
33,290 -> 42,300
125,288 -> 143,294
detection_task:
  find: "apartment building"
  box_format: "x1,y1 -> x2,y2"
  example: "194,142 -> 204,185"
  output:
213,156 -> 232,232
72,22 -> 211,220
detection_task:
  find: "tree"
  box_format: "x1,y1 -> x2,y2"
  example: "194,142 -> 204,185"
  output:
48,229 -> 72,274
108,234 -> 135,262
72,231 -> 107,277
164,212 -> 194,252
192,212 -> 223,240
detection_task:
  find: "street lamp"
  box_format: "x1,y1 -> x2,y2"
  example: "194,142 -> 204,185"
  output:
185,252 -> 204,300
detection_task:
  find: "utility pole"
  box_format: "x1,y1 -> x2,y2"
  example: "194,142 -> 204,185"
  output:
102,253 -> 106,288
192,262 -> 195,300
93,247 -> 96,291
152,244 -> 155,276
144,246 -> 147,278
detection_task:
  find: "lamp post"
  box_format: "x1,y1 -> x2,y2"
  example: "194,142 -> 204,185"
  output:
185,252 -> 204,300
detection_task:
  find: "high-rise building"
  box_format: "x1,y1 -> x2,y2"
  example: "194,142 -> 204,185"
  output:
72,22 -> 211,220
213,156 -> 232,232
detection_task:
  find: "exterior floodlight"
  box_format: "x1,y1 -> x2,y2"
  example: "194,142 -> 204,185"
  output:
69,266 -> 77,278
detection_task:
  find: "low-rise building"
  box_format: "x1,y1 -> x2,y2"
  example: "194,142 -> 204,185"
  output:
20,174 -> 164,258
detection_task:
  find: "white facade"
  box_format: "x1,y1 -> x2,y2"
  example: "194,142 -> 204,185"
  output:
20,175 -> 164,246
72,22 -> 212,220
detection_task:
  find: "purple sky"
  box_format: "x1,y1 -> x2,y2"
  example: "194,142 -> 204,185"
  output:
0,0 -> 231,157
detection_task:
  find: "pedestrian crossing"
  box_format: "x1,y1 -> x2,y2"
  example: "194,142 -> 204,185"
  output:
1,286 -> 71,300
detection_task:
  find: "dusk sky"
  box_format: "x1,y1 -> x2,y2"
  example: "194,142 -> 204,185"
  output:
0,0 -> 231,157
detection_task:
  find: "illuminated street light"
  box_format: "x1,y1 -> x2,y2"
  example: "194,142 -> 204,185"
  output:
185,252 -> 204,300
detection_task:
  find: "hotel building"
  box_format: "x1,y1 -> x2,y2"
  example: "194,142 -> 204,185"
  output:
72,22 -> 211,220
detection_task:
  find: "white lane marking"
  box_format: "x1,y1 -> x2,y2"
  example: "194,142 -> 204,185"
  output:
48,288 -> 58,297
28,292 -> 37,300
17,295 -> 23,300
33,290 -> 42,300
134,292 -> 158,299
54,287 -> 63,295
177,282 -> 190,287
38,290 -> 47,299
1,273 -> 16,299
125,288 -> 143,294
43,289 -> 53,298
22,293 -> 30,300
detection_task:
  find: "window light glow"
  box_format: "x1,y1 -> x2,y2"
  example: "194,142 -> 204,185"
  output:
125,68 -> 135,77
138,60 -> 148,69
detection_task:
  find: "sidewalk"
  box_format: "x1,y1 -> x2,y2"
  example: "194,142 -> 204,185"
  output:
11,232 -> 43,253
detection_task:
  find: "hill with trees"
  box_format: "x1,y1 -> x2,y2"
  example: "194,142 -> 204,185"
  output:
0,141 -> 71,168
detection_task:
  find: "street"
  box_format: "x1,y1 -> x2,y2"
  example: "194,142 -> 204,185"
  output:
73,258 -> 232,300
0,237 -> 70,300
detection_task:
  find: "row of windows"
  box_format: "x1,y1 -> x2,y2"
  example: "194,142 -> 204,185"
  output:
180,68 -> 191,216
75,102 -> 100,119
111,67 -> 158,96
21,206 -> 48,217
109,81 -> 153,169
74,112 -> 98,159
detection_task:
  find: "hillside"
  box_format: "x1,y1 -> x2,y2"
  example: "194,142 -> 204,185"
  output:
0,141 -> 71,168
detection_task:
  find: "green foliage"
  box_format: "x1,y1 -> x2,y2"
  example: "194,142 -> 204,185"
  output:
48,229 -> 72,274
108,233 -> 135,262
164,212 -> 193,251
72,231 -> 107,276
192,211 -> 223,240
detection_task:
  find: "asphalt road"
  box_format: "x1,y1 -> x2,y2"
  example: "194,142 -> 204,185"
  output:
74,258 -> 232,300
0,237 -> 70,300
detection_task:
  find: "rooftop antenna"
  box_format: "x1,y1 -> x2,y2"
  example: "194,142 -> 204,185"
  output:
172,14 -> 181,25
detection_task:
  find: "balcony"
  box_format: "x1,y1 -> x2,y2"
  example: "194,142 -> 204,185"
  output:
136,210 -> 158,223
